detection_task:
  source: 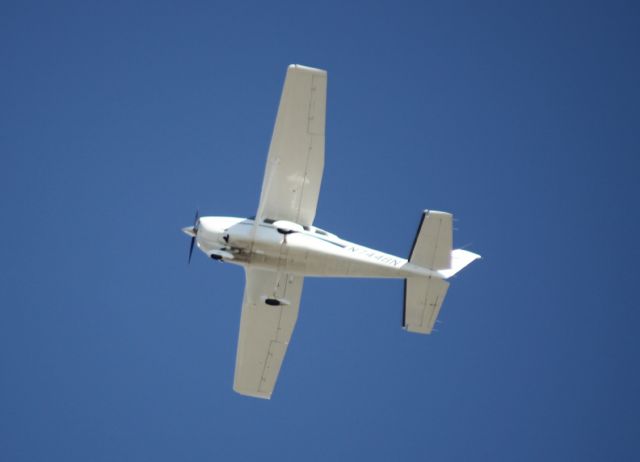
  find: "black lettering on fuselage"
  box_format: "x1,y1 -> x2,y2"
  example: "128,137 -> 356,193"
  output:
345,245 -> 400,267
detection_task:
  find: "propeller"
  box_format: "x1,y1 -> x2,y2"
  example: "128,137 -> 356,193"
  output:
187,209 -> 200,264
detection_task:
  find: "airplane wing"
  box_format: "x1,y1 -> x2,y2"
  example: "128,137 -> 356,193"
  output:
233,267 -> 304,399
256,64 -> 327,227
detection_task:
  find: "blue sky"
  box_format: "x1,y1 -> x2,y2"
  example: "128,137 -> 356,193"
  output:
1,1 -> 639,460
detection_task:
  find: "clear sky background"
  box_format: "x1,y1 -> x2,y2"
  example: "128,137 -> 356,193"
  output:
1,1 -> 639,460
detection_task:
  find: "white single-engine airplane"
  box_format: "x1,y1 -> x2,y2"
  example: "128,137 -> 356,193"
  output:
182,65 -> 480,399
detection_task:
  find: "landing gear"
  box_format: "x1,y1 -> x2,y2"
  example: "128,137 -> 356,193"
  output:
277,228 -> 294,245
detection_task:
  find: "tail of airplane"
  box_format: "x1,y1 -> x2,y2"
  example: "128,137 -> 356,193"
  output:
403,210 -> 480,334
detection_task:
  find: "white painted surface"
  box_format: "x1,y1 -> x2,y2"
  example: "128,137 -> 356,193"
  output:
256,65 -> 326,227
183,65 -> 480,398
234,268 -> 303,399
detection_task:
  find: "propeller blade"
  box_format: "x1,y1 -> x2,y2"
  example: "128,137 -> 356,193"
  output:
187,208 -> 200,264
188,236 -> 196,264
194,209 -> 200,230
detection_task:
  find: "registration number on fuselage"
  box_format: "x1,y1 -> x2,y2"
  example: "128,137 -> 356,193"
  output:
344,245 -> 404,267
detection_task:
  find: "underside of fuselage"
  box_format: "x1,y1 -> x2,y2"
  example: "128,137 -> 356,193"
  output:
190,216 -> 433,279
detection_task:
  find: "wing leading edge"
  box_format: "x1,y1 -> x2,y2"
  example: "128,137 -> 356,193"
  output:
256,64 -> 327,227
233,268 -> 304,399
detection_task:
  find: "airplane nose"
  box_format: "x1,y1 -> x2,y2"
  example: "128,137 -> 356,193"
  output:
182,226 -> 196,237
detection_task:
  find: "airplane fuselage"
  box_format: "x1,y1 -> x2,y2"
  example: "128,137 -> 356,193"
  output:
192,216 -> 440,279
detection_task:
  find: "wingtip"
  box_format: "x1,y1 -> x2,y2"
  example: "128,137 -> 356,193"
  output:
288,64 -> 327,75
233,386 -> 272,400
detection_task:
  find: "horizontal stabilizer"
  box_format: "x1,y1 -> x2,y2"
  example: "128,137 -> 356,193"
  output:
403,276 -> 449,334
409,210 -> 452,270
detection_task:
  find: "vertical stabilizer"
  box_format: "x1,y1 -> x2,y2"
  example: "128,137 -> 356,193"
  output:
438,249 -> 481,279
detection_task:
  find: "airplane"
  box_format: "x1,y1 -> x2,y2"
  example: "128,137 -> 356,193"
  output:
182,64 -> 480,399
